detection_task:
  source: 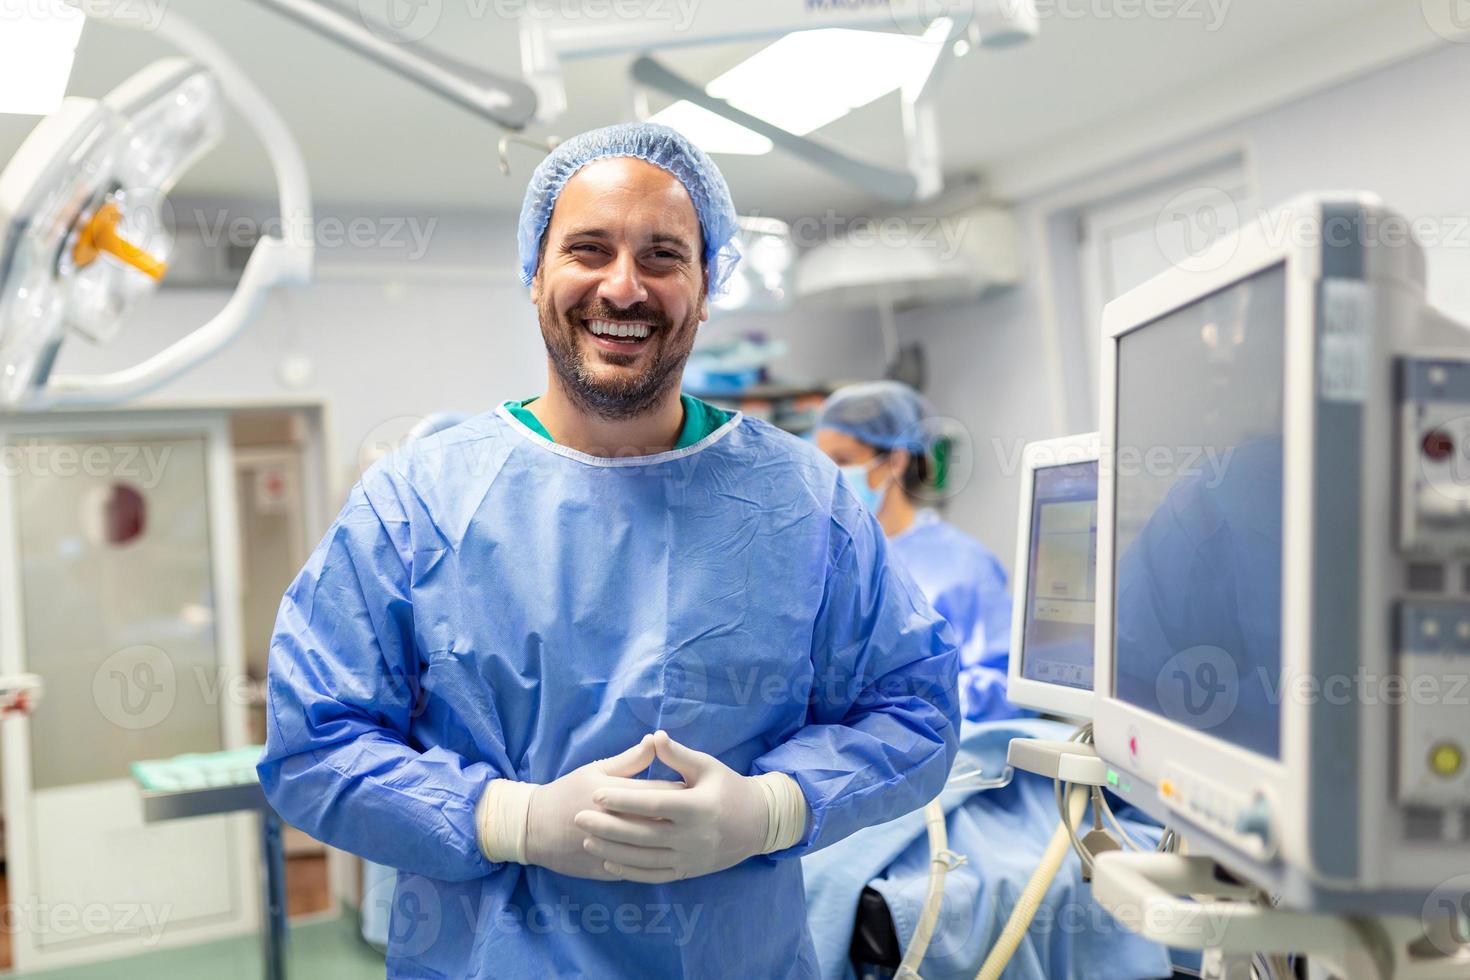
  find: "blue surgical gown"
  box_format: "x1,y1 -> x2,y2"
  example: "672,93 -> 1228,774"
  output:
888,511 -> 1023,723
258,406 -> 961,979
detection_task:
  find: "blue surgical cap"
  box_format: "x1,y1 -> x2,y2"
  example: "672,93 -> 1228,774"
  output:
817,381 -> 939,454
517,122 -> 741,297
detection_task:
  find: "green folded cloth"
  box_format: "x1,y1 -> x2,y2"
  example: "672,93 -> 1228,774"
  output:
131,746 -> 264,792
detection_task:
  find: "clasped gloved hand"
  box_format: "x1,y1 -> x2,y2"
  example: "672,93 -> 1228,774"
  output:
477,734 -> 684,880
572,730 -> 808,883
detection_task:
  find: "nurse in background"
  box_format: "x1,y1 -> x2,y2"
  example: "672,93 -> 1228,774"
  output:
816,381 -> 1024,722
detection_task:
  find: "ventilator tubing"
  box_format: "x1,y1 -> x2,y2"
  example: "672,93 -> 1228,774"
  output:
975,786 -> 1089,980
895,798 -> 962,980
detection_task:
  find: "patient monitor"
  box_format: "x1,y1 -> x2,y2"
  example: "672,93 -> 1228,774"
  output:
1094,193 -> 1470,917
1001,194 -> 1470,976
1007,433 -> 1100,722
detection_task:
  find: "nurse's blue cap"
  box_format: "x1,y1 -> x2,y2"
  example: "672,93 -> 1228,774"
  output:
817,381 -> 939,454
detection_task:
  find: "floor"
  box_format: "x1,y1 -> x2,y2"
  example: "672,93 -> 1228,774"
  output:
13,912 -> 385,980
2,855 -> 384,979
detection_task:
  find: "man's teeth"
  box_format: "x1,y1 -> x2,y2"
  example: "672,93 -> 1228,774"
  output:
587,319 -> 652,340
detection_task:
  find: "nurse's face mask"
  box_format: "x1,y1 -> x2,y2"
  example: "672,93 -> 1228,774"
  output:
532,157 -> 709,422
815,429 -> 900,516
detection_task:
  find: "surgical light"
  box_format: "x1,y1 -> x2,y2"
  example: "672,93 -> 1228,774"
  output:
0,1 -> 86,116
0,58 -> 225,404
710,216 -> 794,314
647,22 -> 949,153
646,101 -> 773,157
972,0 -> 1040,48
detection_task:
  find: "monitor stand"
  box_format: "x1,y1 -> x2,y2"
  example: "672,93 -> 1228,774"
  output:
1092,852 -> 1470,979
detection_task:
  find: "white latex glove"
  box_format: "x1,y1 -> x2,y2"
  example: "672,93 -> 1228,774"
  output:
572,730 -> 808,883
477,734 -> 683,880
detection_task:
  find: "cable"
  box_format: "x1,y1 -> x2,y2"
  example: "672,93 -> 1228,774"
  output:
1054,723 -> 1102,875
1095,781 -> 1159,853
1051,723 -> 1179,865
985,722 -> 1184,978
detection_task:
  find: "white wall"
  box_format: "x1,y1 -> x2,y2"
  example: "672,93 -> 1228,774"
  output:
897,41 -> 1470,571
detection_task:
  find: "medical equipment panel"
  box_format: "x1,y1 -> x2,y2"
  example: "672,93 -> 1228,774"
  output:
1093,193 -> 1470,915
1008,433 -> 1099,721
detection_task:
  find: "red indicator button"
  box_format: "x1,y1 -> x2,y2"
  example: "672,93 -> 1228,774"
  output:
1423,430 -> 1455,461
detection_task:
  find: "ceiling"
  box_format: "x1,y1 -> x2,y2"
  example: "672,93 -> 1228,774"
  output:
0,0 -> 1448,220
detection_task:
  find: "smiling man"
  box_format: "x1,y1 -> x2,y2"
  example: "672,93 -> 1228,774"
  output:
258,123 -> 960,979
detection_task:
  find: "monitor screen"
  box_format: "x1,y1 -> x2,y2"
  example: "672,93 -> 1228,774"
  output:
1112,263 -> 1286,760
1020,460 -> 1099,692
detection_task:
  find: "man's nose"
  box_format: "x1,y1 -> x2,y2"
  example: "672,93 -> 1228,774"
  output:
597,251 -> 648,309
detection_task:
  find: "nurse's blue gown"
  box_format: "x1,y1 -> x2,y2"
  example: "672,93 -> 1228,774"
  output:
889,511 -> 1024,722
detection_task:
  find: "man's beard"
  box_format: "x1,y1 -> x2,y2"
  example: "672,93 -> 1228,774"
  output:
538,298 -> 698,422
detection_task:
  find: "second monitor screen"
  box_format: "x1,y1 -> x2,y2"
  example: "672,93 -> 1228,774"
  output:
1021,460 -> 1099,692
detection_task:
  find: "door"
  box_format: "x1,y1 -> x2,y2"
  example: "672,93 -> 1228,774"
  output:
1076,160 -> 1256,386
0,412 -> 256,971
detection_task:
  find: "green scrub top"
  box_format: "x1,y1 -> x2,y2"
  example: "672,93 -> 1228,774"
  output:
505,394 -> 733,450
